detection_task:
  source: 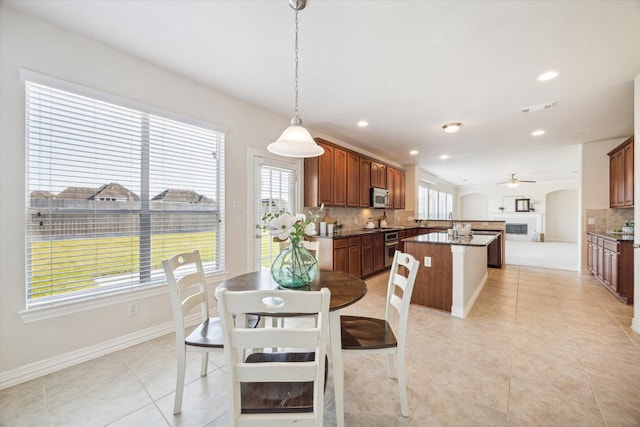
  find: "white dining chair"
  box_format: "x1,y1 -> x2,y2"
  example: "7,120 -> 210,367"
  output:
163,250 -> 259,415
339,250 -> 419,417
216,287 -> 330,427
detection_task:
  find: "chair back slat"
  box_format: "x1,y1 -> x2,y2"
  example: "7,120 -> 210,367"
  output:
216,287 -> 330,427
385,251 -> 419,346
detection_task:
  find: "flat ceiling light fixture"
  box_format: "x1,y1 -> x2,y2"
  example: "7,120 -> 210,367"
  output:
409,150 -> 419,155
267,0 -> 324,158
442,122 -> 462,133
439,154 -> 449,160
357,120 -> 368,127
531,129 -> 545,136
521,101 -> 556,113
537,70 -> 559,81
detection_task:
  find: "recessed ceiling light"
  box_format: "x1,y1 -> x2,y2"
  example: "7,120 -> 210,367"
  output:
537,71 -> 559,81
521,101 -> 556,113
531,130 -> 545,136
357,120 -> 368,127
442,122 -> 462,133
439,154 -> 450,160
409,150 -> 419,155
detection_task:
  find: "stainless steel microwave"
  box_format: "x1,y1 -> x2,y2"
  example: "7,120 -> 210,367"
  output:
370,187 -> 389,208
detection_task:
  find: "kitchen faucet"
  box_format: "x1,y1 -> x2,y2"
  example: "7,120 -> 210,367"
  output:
448,211 -> 453,228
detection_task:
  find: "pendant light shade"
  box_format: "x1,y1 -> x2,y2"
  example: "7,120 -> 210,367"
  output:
269,123 -> 324,158
267,0 -> 324,158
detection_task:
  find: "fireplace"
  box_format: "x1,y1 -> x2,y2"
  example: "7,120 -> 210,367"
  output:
491,212 -> 543,241
506,223 -> 528,235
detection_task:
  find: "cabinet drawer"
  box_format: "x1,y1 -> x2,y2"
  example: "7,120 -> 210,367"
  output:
374,234 -> 383,242
362,234 -> 374,244
333,238 -> 349,249
348,237 -> 362,246
597,238 -> 604,246
604,240 -> 619,252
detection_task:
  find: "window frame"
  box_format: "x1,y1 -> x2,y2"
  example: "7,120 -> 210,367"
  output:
20,69 -> 228,319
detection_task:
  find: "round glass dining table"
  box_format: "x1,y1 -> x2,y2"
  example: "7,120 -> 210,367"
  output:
216,269 -> 367,427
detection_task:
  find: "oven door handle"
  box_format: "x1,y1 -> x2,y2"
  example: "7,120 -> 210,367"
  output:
385,241 -> 398,247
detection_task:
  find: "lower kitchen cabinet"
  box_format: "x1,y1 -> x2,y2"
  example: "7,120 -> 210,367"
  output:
586,232 -> 633,304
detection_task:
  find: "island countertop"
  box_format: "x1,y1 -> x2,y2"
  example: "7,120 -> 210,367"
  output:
403,231 -> 498,247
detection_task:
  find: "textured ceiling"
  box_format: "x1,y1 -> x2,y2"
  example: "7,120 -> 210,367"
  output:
6,0 -> 640,186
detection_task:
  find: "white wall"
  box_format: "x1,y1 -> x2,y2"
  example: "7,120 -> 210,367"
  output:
546,190 -> 579,241
457,181 -> 580,239
0,6 -> 322,384
460,193 -> 489,220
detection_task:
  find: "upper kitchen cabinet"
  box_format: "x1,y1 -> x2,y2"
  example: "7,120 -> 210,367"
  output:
304,138 -> 406,209
304,139 -> 334,207
359,158 -> 371,207
304,138 -> 347,207
608,136 -> 634,208
347,152 -> 360,207
371,161 -> 387,189
386,166 -> 406,209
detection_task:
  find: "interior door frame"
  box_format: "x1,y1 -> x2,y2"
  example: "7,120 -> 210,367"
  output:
246,147 -> 303,271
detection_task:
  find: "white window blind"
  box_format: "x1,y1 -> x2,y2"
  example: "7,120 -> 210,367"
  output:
26,81 -> 225,307
258,163 -> 296,268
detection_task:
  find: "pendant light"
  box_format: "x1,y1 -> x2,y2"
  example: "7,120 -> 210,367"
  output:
267,0 -> 324,158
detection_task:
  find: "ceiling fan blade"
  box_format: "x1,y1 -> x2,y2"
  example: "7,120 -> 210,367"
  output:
519,180 -> 536,183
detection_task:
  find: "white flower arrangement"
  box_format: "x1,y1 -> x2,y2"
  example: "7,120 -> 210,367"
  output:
259,204 -> 324,243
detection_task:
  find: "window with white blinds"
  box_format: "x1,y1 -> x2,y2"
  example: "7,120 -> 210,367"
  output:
25,80 -> 225,307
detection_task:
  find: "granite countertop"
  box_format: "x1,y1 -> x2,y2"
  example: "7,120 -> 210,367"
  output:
587,230 -> 635,241
402,231 -> 499,247
314,226 -> 406,239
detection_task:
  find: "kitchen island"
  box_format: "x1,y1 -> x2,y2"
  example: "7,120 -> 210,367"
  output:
403,231 -> 499,318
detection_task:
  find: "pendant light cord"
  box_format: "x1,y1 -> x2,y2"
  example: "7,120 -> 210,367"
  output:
294,5 -> 300,123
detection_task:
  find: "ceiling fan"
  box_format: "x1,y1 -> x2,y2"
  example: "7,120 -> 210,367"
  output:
498,173 -> 536,188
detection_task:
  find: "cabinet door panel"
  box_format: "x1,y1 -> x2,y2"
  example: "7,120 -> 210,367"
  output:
333,147 -> 347,206
624,142 -> 634,206
359,159 -> 371,207
348,245 -> 361,277
318,143 -> 334,206
333,247 -> 348,273
361,242 -> 373,276
347,152 -> 359,207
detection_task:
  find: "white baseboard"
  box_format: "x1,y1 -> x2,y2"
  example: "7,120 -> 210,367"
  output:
633,315 -> 640,334
0,313 -> 201,390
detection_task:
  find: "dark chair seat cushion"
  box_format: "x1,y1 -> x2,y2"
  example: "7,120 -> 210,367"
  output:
186,315 -> 260,348
241,352 -> 328,414
340,315 -> 397,350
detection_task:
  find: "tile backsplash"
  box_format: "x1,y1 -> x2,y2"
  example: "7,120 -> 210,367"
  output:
585,208 -> 634,232
305,207 -> 416,232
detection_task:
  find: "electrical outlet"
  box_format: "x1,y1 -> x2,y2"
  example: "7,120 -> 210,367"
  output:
128,301 -> 138,316
232,201 -> 242,211
588,218 -> 595,225
423,256 -> 431,267
354,218 -> 358,224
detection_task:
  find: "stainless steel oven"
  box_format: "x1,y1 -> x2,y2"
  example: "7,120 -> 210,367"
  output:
384,231 -> 399,267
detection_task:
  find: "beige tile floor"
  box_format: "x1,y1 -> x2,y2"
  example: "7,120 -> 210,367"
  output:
1,266 -> 639,426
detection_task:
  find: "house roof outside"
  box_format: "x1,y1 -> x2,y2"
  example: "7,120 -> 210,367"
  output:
151,189 -> 214,204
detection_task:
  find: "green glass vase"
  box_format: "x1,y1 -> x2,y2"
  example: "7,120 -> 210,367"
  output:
270,239 -> 318,288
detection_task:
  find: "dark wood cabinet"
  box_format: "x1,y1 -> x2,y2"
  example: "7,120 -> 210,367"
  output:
487,233 -> 502,268
304,140 -> 334,207
333,146 -> 347,207
359,158 -> 371,207
371,162 -> 387,189
608,136 -> 634,208
384,166 -> 406,209
348,237 -> 362,277
586,232 -> 633,304
346,152 -> 360,207
361,235 -> 374,277
305,138 -> 405,209
373,234 -> 384,272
